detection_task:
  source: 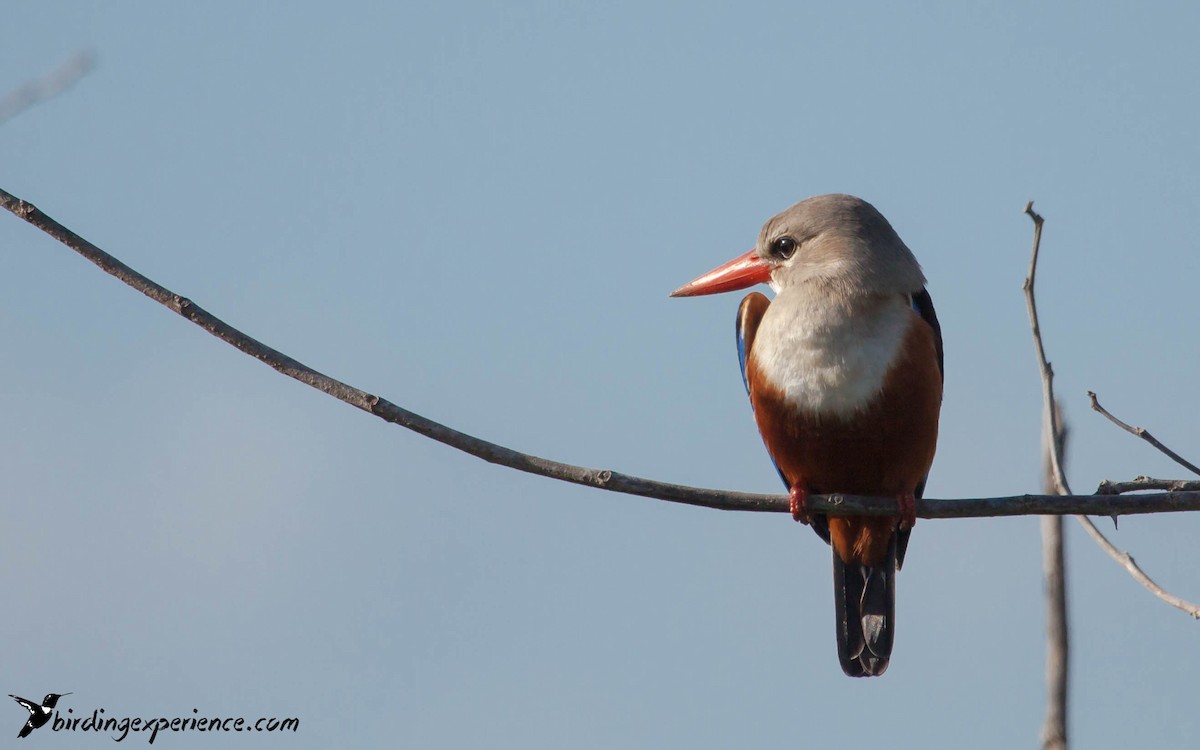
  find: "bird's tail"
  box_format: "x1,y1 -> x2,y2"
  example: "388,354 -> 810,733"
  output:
832,534 -> 897,677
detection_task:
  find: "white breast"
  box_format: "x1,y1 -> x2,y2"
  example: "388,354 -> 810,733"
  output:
751,292 -> 912,417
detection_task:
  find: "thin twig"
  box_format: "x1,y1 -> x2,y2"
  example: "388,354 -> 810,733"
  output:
1088,392 -> 1200,477
1023,201 -> 1200,619
3,185 -> 1200,520
1072,516 -> 1200,618
1023,202 -> 1070,496
1097,478 -> 1200,495
1041,401 -> 1068,750
0,51 -> 96,124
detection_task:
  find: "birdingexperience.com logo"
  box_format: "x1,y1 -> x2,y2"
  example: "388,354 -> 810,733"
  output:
9,692 -> 299,744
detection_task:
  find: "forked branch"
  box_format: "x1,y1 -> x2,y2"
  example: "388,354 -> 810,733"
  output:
1023,201 -> 1200,619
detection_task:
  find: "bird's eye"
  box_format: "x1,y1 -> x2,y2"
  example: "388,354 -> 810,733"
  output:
769,236 -> 798,260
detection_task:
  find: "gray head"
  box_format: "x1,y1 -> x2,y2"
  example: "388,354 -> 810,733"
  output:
755,194 -> 925,297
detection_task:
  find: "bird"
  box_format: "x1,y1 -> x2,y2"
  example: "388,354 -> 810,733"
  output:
671,194 -> 942,677
9,692 -> 70,738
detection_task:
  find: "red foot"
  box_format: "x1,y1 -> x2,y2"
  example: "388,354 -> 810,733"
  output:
897,492 -> 917,531
789,485 -> 811,525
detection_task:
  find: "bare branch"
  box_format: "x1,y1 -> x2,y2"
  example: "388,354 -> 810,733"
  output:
2,185 -> 1200,520
1088,391 -> 1200,477
1097,478 -> 1200,495
0,51 -> 96,125
1072,516 -> 1200,618
1041,402 -> 1069,750
1023,201 -> 1070,496
1023,201 -> 1200,619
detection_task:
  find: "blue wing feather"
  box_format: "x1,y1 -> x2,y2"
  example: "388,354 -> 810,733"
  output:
736,318 -> 752,396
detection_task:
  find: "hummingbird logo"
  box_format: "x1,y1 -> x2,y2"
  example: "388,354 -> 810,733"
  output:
9,692 -> 71,738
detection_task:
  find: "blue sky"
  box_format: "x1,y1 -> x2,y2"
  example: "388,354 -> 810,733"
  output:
3,2 -> 1199,747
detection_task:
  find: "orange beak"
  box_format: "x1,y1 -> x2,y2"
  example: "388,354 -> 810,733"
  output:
669,250 -> 772,298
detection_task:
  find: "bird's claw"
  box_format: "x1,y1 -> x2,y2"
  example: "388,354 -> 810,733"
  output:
790,485 -> 811,524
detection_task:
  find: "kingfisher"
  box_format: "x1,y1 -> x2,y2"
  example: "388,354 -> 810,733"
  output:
671,194 -> 942,677
9,692 -> 70,738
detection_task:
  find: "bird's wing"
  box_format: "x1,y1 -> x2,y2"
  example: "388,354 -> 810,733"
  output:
737,293 -> 831,544
908,287 -> 944,501
736,292 -> 770,396
736,292 -> 777,488
9,695 -> 36,715
895,287 -> 944,567
910,288 -> 943,384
